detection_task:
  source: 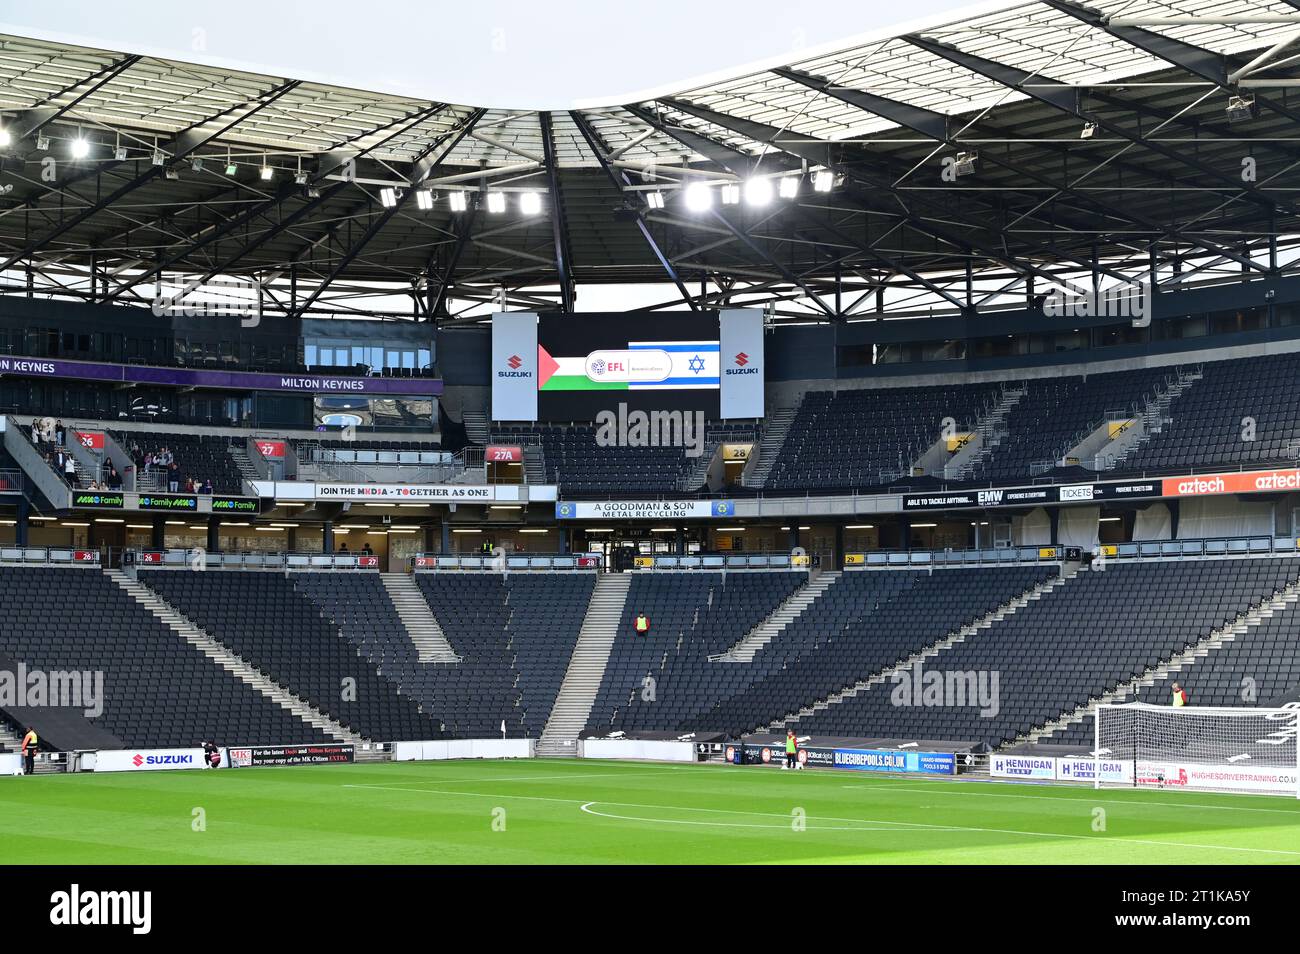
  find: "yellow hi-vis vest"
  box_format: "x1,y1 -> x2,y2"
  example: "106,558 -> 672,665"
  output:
635,615 -> 649,633
21,730 -> 37,752
1172,689 -> 1186,707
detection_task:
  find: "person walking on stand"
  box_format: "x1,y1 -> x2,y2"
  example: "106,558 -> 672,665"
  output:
1171,682 -> 1188,707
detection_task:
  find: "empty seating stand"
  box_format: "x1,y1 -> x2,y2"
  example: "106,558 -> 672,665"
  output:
0,566 -> 328,747
1121,353 -> 1300,474
586,571 -> 810,734
796,557 -> 1300,748
139,570 -> 440,741
413,573 -> 593,737
764,383 -> 1002,492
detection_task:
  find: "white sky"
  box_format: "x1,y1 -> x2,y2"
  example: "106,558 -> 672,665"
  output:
0,0 -> 1000,110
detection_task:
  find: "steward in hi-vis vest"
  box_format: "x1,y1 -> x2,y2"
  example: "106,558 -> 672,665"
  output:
1171,683 -> 1188,707
634,613 -> 650,635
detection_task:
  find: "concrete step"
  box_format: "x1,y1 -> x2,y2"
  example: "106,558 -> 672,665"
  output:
538,574 -> 632,755
380,572 -> 460,662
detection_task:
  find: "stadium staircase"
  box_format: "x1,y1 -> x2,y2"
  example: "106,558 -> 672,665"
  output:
679,441 -> 717,492
537,573 -> 632,757
712,571 -> 841,662
462,410 -> 490,445
1103,366 -> 1203,471
1010,571 -> 1300,747
380,573 -> 461,662
106,570 -> 364,744
766,568 -> 1075,730
743,403 -> 798,488
523,446 -> 547,485
944,384 -> 1027,481
0,719 -> 24,754
229,444 -> 262,484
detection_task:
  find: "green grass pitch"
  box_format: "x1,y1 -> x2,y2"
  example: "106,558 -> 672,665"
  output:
1,758 -> 1298,864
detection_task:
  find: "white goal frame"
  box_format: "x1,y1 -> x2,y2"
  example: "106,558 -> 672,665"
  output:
1094,702 -> 1300,798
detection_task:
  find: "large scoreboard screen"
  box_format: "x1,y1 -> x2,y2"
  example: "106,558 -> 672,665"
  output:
536,312 -> 719,420
491,309 -> 762,423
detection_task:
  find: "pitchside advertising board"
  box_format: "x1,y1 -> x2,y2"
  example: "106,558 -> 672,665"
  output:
490,309 -> 764,423
730,743 -> 956,775
227,744 -> 354,767
95,748 -> 205,772
988,754 -> 1132,784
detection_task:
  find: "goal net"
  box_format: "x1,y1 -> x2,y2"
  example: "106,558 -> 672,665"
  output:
1094,702 -> 1300,797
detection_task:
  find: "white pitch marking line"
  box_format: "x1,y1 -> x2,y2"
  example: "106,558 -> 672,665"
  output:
840,781 -> 1300,815
344,784 -> 1300,856
364,769 -> 688,784
578,802 -> 958,832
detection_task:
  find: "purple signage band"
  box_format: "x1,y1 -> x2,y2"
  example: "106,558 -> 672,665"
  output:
0,355 -> 442,396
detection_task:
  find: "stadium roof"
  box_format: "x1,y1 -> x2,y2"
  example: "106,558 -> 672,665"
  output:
2,0 -> 1300,323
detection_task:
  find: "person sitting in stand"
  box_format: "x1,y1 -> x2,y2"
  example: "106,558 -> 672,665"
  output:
634,612 -> 650,637
200,478 -> 213,495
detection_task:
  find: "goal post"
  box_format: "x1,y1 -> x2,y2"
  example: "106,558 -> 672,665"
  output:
1094,702 -> 1300,798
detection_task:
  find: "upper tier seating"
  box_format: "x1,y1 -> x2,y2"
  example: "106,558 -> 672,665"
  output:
974,368 -> 1172,482
0,567 -> 328,747
764,383 -> 1003,492
139,570 -> 440,741
794,557 -> 1300,748
1120,352 -> 1300,474
114,430 -> 245,494
493,422 -> 755,495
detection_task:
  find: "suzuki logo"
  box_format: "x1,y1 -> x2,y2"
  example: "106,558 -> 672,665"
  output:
131,754 -> 143,767
734,352 -> 749,366
507,354 -> 522,369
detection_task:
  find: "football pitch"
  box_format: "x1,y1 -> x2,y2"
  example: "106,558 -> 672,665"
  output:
1,758 -> 1299,865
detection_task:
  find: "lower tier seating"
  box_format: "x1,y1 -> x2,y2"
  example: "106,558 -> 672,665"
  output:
139,570 -> 440,741
794,556 -> 1300,748
0,566 -> 328,748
